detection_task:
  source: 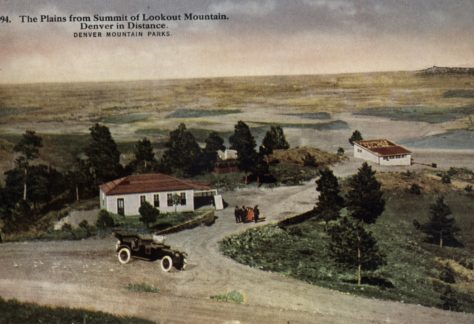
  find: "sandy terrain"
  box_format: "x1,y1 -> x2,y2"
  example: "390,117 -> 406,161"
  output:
1,176 -> 473,323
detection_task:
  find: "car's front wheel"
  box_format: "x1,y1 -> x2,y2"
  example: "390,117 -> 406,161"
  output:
161,255 -> 173,272
117,247 -> 131,264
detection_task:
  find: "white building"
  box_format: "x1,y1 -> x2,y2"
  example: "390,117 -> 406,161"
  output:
99,173 -> 220,216
217,149 -> 238,161
354,139 -> 412,166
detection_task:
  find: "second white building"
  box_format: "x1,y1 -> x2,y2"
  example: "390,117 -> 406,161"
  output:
354,139 -> 412,166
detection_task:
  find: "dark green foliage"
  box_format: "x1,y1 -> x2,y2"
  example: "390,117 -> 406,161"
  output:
441,174 -> 451,184
229,121 -> 258,178
132,137 -> 156,173
96,209 -> 114,229
327,217 -> 385,284
439,265 -> 456,284
0,296 -> 152,323
161,123 -> 203,176
84,123 -> 122,185
66,157 -> 94,201
139,201 -> 159,227
202,131 -> 225,171
13,130 -> 42,161
346,163 -> 385,224
439,286 -> 461,312
409,183 -> 422,195
417,196 -> 459,248
260,125 -> 289,155
303,153 -> 317,167
465,185 -> 473,192
254,152 -> 270,184
4,200 -> 32,233
349,130 -> 363,145
337,147 -> 345,156
315,168 -> 344,222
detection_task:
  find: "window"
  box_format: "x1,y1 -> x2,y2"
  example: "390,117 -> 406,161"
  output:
383,157 -> 389,161
180,192 -> 186,205
153,194 -> 160,207
167,193 -> 173,206
140,195 -> 146,205
117,198 -> 124,216
357,149 -> 362,153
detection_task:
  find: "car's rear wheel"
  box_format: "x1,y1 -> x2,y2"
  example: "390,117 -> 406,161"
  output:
161,255 -> 173,272
117,247 -> 131,264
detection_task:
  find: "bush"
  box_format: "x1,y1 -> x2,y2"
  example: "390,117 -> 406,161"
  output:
139,201 -> 159,227
409,184 -> 422,195
303,153 -> 317,167
441,175 -> 451,184
210,290 -> 244,304
465,185 -> 473,193
96,210 -> 114,229
61,223 -> 72,231
439,265 -> 456,284
337,147 -> 345,156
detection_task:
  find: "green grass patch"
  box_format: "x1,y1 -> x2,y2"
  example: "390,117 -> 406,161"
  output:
165,108 -> 241,119
443,90 -> 474,98
220,190 -> 474,312
0,296 -> 152,323
210,290 -> 244,304
127,283 -> 160,294
355,105 -> 474,124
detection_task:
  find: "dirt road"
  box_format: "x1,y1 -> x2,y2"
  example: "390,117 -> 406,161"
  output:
1,180 -> 473,323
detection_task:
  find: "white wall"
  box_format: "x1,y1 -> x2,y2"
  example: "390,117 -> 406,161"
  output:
354,144 -> 379,164
104,189 -> 195,216
379,154 -> 411,166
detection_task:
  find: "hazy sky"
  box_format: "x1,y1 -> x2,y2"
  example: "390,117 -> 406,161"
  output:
1,0 -> 473,83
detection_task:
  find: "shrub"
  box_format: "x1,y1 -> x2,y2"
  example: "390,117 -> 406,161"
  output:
303,153 -> 317,167
210,290 -> 244,304
139,201 -> 159,227
465,185 -> 473,193
441,175 -> 451,184
61,223 -> 72,231
409,184 -> 422,195
439,286 -> 461,312
439,265 -> 456,284
96,210 -> 114,229
337,147 -> 345,156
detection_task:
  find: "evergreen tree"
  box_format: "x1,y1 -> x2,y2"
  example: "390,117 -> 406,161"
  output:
161,123 -> 202,176
84,123 -> 122,185
419,196 -> 459,248
133,137 -> 156,172
349,130 -> 363,145
346,162 -> 385,224
202,131 -> 225,171
327,217 -> 385,285
13,130 -> 43,201
96,210 -> 114,229
254,152 -> 269,185
66,157 -> 93,202
261,125 -> 289,155
139,201 -> 159,227
229,121 -> 257,182
315,168 -> 344,222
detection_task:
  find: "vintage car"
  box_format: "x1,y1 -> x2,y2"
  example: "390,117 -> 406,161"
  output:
113,231 -> 187,272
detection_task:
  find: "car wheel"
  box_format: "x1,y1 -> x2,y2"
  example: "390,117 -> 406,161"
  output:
117,247 -> 131,264
161,255 -> 173,272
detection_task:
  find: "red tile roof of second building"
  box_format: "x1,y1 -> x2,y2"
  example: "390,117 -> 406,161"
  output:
99,173 -> 211,195
355,139 -> 411,156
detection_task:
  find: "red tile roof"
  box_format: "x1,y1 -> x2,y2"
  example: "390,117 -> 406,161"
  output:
100,173 -> 211,195
355,139 -> 411,156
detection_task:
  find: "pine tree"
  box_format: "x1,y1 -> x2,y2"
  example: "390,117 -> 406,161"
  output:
229,121 -> 257,182
327,217 -> 385,285
202,131 -> 225,171
419,196 -> 459,248
161,123 -> 202,176
133,137 -> 156,172
261,125 -> 289,155
84,123 -> 122,185
346,162 -> 385,224
13,130 -> 43,201
315,168 -> 344,222
349,130 -> 363,145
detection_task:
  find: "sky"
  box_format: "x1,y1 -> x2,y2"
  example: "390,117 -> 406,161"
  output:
0,0 -> 473,83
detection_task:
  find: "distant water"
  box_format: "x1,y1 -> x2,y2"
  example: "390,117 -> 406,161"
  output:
400,130 -> 474,150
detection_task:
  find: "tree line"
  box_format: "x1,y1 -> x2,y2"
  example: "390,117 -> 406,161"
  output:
0,121 -> 290,233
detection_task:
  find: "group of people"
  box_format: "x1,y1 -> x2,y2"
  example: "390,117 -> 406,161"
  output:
234,205 -> 260,223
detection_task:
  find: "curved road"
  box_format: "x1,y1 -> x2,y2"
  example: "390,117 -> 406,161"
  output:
0,179 -> 473,323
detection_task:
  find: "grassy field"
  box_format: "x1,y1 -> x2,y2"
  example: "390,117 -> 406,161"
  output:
0,296 -> 152,323
220,185 -> 474,312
